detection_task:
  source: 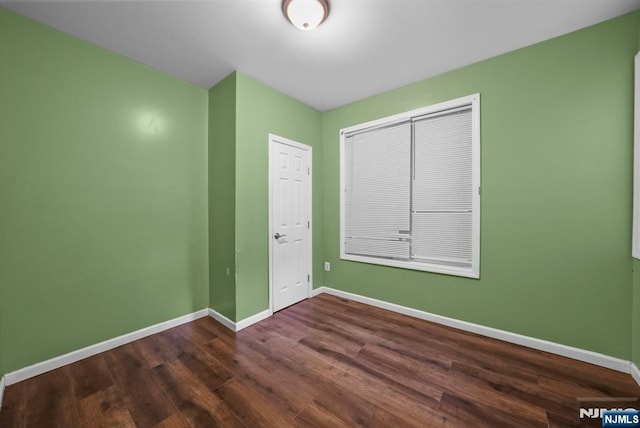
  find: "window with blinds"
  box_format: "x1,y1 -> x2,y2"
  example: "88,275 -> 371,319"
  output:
340,94 -> 480,278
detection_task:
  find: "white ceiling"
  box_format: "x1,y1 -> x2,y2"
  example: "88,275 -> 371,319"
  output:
2,0 -> 640,111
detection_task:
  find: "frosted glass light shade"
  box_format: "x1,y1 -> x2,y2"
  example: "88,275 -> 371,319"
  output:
283,0 -> 329,31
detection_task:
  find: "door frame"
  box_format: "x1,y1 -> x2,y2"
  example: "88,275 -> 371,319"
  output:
268,133 -> 313,315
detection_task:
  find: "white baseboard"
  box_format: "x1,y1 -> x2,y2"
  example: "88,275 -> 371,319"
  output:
207,308 -> 236,331
236,309 -> 271,331
0,375 -> 5,410
3,309 -> 209,386
314,286 -> 632,374
208,308 -> 271,332
632,362 -> 640,387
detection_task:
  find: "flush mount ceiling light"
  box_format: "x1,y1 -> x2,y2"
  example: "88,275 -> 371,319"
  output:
283,0 -> 329,31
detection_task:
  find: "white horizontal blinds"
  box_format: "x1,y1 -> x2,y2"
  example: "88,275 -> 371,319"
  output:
412,213 -> 473,267
412,107 -> 473,267
344,122 -> 411,260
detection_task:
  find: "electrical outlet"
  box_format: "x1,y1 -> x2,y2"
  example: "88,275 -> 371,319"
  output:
324,262 -> 331,272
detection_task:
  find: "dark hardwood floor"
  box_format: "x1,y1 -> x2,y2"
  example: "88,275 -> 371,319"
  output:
1,294 -> 639,427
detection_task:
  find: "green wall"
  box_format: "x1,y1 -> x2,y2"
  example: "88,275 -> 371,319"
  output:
234,73 -> 323,320
322,13 -> 638,360
0,8 -> 209,374
208,72 -> 237,320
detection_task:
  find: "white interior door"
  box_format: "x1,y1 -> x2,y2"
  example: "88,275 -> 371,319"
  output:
269,134 -> 312,313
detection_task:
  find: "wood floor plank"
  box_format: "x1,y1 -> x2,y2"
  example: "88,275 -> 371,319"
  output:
152,413 -> 192,428
2,294 -> 639,427
199,336 -> 243,373
294,402 -> 354,428
249,330 -> 447,427
245,315 -> 308,343
289,348 -> 461,428
0,381 -> 27,428
214,377 -> 297,428
375,323 -> 546,382
159,326 -> 206,358
103,344 -> 178,428
533,353 -> 640,395
152,359 -> 244,428
438,391 -> 546,428
169,319 -> 219,346
286,303 -> 384,346
226,348 -> 314,418
177,344 -> 233,390
24,367 -> 81,427
133,332 -> 182,369
281,310 -> 367,354
538,373 -> 639,399
76,385 -> 136,428
349,344 -> 444,405
371,337 -> 454,371
360,342 -> 549,422
198,332 -> 281,379
449,361 -> 578,425
69,355 -> 114,400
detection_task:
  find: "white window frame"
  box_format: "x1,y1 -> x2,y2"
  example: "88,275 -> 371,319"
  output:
339,94 -> 481,278
633,52 -> 640,259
